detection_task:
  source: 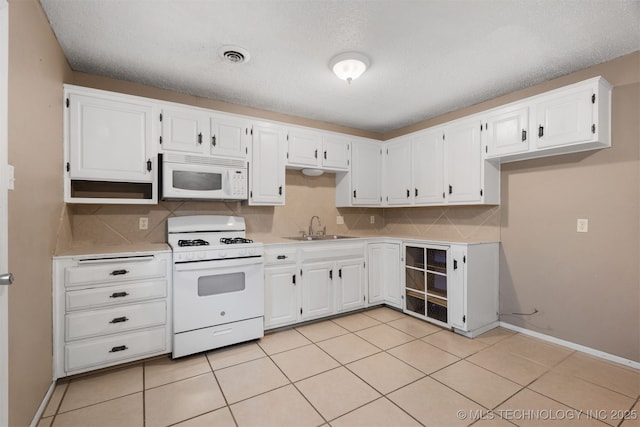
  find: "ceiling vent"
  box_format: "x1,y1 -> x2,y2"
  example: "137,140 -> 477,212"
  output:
219,45 -> 250,64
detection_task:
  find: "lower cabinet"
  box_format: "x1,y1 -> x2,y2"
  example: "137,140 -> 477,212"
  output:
401,241 -> 498,337
264,242 -> 366,329
53,250 -> 172,378
367,241 -> 402,308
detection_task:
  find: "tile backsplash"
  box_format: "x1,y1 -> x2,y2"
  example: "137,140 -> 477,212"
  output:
57,169 -> 500,252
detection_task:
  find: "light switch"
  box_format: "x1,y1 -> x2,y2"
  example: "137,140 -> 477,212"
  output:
370,215 -> 375,224
336,215 -> 344,225
7,164 -> 14,190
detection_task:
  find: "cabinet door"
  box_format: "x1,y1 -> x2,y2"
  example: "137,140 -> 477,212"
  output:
210,114 -> 250,159
287,129 -> 321,167
382,244 -> 402,308
351,140 -> 382,205
160,106 -> 209,154
385,139 -> 412,205
249,124 -> 286,205
484,105 -> 529,157
447,246 -> 467,330
413,129 -> 445,204
264,265 -> 298,329
301,261 -> 334,320
367,244 -> 385,305
535,86 -> 594,149
322,135 -> 350,170
68,93 -> 154,182
444,119 -> 482,203
337,259 -> 366,312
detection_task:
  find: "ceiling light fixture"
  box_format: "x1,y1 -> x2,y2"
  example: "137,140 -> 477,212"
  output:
329,52 -> 370,84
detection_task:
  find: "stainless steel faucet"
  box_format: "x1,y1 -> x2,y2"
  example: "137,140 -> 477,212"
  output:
309,215 -> 325,236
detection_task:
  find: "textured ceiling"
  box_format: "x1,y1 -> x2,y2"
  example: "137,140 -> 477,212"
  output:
39,0 -> 640,134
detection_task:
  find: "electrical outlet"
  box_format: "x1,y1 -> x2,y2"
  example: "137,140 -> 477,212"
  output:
577,218 -> 588,233
139,217 -> 149,230
336,215 -> 344,225
370,215 -> 375,224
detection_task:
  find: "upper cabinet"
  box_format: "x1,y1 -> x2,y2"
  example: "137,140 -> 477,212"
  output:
384,138 -> 413,205
413,128 -> 445,204
249,123 -> 287,205
444,118 -> 483,204
210,113 -> 251,159
484,76 -> 612,163
287,129 -> 350,171
64,85 -> 157,204
483,105 -> 530,158
159,105 -> 210,155
349,139 -> 383,206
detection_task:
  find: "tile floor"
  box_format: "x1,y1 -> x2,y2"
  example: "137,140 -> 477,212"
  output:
40,307 -> 640,427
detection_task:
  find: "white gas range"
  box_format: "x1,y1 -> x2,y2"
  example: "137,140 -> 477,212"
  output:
167,215 -> 264,358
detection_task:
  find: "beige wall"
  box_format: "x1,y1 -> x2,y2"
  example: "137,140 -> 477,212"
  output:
7,0 -> 72,425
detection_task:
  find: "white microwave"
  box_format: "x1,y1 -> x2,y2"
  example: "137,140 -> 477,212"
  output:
160,153 -> 247,201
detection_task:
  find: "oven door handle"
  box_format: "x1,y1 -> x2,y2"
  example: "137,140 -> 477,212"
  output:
174,256 -> 263,272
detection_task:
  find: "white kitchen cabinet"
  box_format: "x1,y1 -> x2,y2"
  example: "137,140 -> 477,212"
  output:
444,118 -> 483,204
367,242 -> 401,308
484,76 -> 612,163
67,91 -> 155,183
159,105 -> 210,154
336,258 -> 366,312
264,245 -> 299,330
249,123 -> 287,205
53,250 -> 172,378
350,140 -> 383,205
412,128 -> 445,205
401,240 -> 498,336
321,134 -> 350,170
444,117 -> 500,205
301,261 -> 335,321
64,86 -> 157,204
446,243 -> 499,337
384,138 -> 413,205
534,84 -> 596,149
287,129 -> 322,167
483,105 -> 530,158
210,113 -> 251,159
287,130 -> 350,171
264,264 -> 299,329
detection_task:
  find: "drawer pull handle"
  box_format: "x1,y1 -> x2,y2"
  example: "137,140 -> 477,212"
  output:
109,345 -> 128,353
276,255 -> 288,260
110,269 -> 129,276
109,316 -> 129,324
109,292 -> 129,298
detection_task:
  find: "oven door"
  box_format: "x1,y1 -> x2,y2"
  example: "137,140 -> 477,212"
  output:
173,257 -> 264,334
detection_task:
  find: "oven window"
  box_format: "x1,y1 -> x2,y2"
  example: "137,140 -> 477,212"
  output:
173,170 -> 222,191
198,272 -> 245,296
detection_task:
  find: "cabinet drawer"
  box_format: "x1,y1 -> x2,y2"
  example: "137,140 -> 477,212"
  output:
65,326 -> 167,373
264,247 -> 297,265
66,280 -> 167,311
65,258 -> 166,287
65,301 -> 166,341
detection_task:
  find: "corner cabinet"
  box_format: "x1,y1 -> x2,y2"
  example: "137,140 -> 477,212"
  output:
249,123 -> 287,205
64,85 -> 157,204
341,139 -> 383,206
367,241 -> 402,308
402,241 -> 498,337
53,250 -> 172,378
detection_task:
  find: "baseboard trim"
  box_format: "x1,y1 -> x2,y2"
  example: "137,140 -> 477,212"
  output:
499,322 -> 640,370
30,381 -> 56,427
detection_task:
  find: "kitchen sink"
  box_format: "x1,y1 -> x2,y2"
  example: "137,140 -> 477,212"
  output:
285,235 -> 355,241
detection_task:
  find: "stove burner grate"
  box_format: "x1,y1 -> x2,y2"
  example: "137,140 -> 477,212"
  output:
220,237 -> 254,245
177,239 -> 210,247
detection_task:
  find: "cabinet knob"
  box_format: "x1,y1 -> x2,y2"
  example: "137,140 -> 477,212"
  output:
212,135 -> 217,147
198,132 -> 203,144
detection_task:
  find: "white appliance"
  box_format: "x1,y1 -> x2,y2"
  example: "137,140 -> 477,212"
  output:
160,153 -> 247,201
167,215 -> 264,358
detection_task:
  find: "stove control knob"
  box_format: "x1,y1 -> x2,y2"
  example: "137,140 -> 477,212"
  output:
247,248 -> 255,256
239,249 -> 246,257
187,253 -> 195,260
219,251 -> 227,258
